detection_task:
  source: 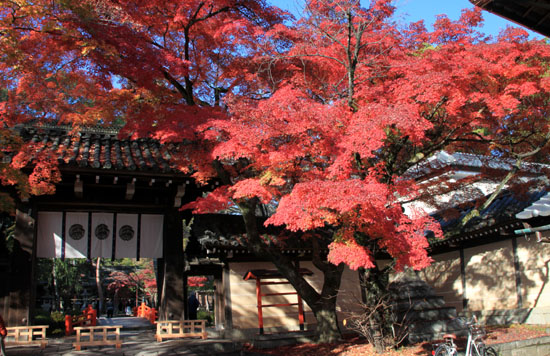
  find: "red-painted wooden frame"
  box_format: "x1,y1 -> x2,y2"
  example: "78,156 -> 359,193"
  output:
244,269 -> 312,334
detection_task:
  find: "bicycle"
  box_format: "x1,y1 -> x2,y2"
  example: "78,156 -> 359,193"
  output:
431,316 -> 498,356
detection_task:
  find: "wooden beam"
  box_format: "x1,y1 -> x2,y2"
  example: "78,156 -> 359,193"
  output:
126,178 -> 136,200
174,184 -> 185,207
74,175 -> 83,198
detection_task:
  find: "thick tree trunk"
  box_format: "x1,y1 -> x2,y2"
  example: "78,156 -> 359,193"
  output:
238,200 -> 344,342
310,268 -> 342,342
361,265 -> 391,354
312,307 -> 341,343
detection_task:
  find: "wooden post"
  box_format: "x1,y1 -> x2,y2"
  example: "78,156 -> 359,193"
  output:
1,207 -> 35,326
297,294 -> 305,331
159,210 -> 186,321
256,279 -> 264,335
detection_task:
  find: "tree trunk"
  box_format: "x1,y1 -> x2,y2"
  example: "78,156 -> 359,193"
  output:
52,261 -> 61,311
95,257 -> 104,314
312,307 -> 341,343
238,199 -> 344,342
310,268 -> 343,343
361,265 -> 391,354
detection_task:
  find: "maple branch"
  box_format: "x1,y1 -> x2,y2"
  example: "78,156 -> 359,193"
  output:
178,3 -> 237,106
187,2 -> 206,27
423,96 -> 448,122
162,69 -> 192,104
188,4 -> 232,28
459,131 -> 550,228
210,160 -> 329,309
275,53 -> 346,67
459,160 -> 520,228
346,9 -> 356,107
311,234 -> 334,273
307,7 -> 346,51
239,199 -> 324,304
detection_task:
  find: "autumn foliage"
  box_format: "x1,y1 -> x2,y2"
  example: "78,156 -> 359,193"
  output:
107,262 -> 157,301
188,276 -> 208,287
2,0 -> 550,344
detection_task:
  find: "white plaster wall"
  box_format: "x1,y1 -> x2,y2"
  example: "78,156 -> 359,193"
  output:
418,250 -> 463,312
516,236 -> 550,308
464,240 -> 517,310
227,261 -> 362,331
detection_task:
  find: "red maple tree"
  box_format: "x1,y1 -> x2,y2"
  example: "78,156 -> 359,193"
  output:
2,0 -> 550,347
107,262 -> 157,306
188,276 -> 208,287
182,1 -> 550,347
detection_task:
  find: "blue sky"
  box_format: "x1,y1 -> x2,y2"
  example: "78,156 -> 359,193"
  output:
269,0 -> 542,39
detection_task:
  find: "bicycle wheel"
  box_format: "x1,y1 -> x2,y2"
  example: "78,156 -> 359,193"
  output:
484,346 -> 499,356
434,344 -> 458,356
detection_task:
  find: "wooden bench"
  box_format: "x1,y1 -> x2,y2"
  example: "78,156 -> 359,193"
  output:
5,325 -> 49,349
156,320 -> 207,342
73,325 -> 122,351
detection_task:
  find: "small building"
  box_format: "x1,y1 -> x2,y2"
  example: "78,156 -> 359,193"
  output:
0,125 -> 364,336
403,151 -> 550,325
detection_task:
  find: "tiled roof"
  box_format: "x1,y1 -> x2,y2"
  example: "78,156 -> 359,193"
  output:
16,125 -> 179,174
431,189 -> 548,247
516,192 -> 550,220
404,151 -> 546,180
188,214 -> 320,256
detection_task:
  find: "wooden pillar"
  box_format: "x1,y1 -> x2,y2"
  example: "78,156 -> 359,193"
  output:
183,272 -> 188,320
0,206 -> 35,326
214,275 -> 225,330
460,248 -> 468,311
156,258 -> 164,309
158,209 -> 185,321
223,263 -> 233,330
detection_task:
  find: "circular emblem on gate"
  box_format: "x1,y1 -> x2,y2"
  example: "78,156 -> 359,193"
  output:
119,225 -> 134,241
69,224 -> 85,240
95,224 -> 110,240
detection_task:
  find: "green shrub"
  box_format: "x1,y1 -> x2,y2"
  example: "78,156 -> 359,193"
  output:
197,310 -> 213,326
34,311 -> 65,337
34,312 -> 51,326
50,311 -> 65,323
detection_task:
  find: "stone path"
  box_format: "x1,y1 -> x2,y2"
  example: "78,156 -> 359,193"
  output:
5,317 -> 259,356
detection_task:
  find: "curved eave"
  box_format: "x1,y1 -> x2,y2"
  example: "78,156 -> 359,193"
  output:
471,0 -> 550,37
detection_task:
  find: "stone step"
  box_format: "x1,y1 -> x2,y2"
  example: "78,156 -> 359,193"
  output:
249,331 -> 316,349
392,296 -> 446,311
389,279 -> 436,290
407,318 -> 468,343
390,286 -> 437,299
396,307 -> 457,322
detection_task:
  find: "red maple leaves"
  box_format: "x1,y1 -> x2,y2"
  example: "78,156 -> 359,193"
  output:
2,0 -> 550,274
188,276 -> 208,287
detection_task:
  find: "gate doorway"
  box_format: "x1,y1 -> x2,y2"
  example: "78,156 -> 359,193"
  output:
35,257 -> 159,319
184,267 -> 225,331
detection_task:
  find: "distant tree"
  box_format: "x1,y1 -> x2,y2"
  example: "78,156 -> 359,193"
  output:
188,276 -> 208,287
106,259 -> 157,306
36,259 -> 94,312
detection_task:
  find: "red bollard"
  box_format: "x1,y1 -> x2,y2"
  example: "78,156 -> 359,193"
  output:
85,305 -> 97,326
65,314 -> 73,336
